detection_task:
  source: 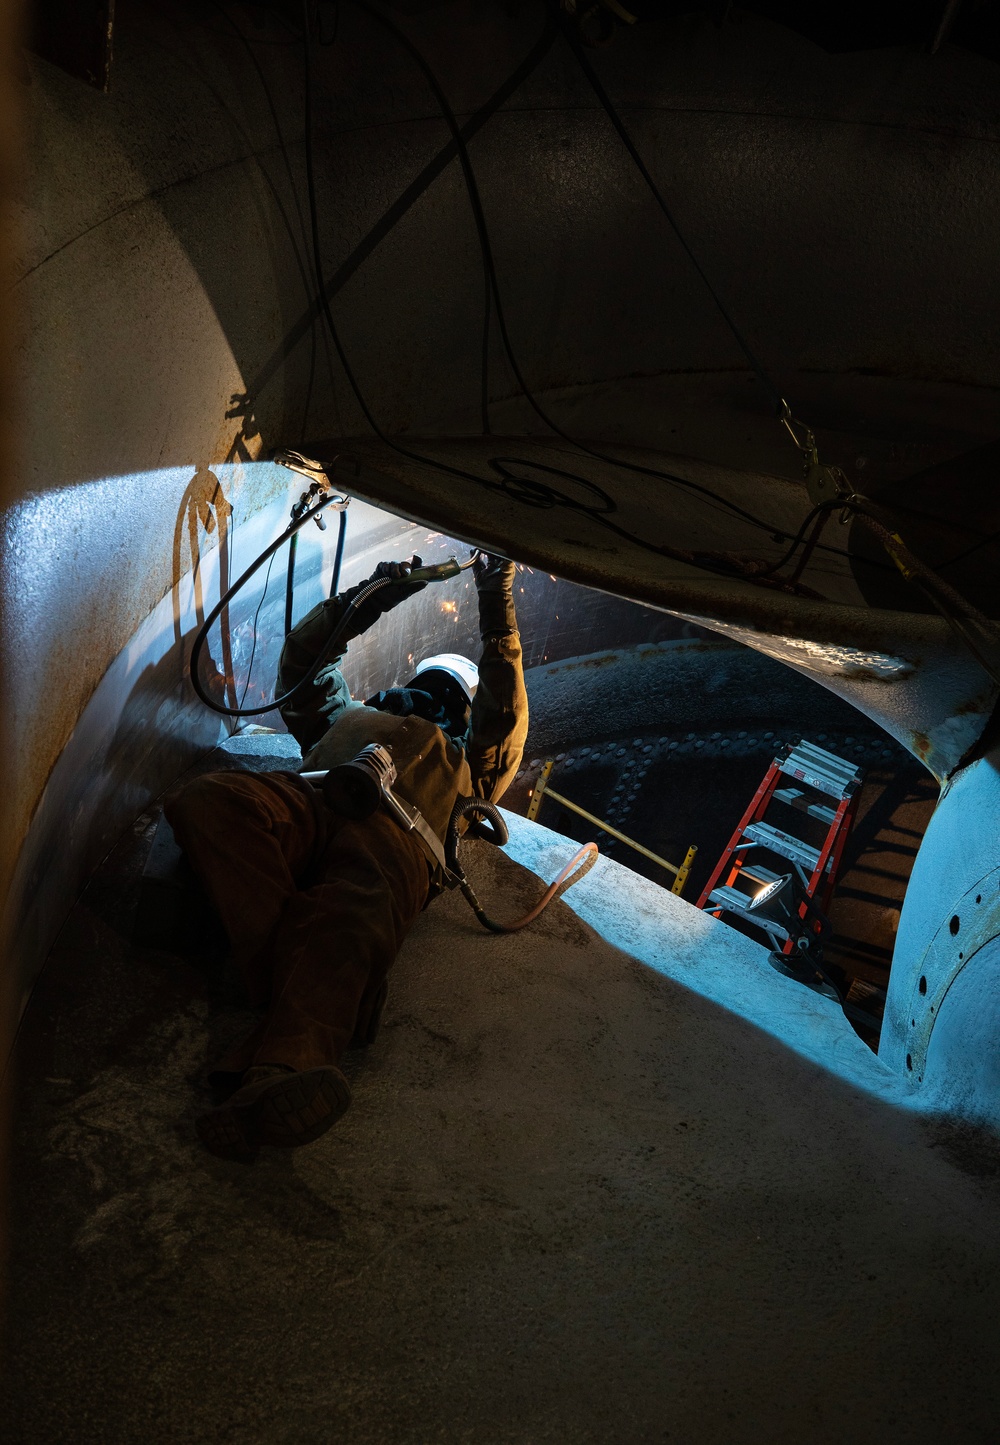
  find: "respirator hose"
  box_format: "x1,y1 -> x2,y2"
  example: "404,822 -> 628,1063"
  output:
190,570 -> 391,720
446,796 -> 598,933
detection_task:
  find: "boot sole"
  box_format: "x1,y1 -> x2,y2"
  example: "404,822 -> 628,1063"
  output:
197,1066 -> 352,1158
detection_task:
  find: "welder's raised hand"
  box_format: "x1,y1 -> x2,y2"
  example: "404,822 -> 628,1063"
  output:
341,555 -> 427,637
473,552 -> 516,595
473,552 -> 518,636
371,556 -> 426,593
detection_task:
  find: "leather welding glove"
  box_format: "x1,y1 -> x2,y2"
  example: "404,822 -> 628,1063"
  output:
339,556 -> 427,641
474,551 -> 517,637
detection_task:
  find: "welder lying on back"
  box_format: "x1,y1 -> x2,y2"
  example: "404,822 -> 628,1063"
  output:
166,551 -> 527,1159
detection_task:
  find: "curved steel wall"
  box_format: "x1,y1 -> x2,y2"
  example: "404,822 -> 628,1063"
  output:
8,2 -> 1000,1094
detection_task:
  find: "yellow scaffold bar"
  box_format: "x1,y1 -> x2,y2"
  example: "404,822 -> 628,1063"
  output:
526,759 -> 697,896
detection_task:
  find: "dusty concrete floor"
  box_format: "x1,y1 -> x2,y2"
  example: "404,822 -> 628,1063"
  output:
4,744 -> 1000,1443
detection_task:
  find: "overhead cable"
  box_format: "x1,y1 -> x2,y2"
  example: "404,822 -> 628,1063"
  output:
557,9 -> 788,420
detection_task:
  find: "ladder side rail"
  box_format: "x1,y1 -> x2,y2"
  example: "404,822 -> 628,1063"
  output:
818,789 -> 860,915
722,842 -> 753,894
781,794 -> 852,955
695,762 -> 781,909
709,843 -> 753,917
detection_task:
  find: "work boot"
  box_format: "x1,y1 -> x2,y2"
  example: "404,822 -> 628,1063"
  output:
196,1063 -> 352,1159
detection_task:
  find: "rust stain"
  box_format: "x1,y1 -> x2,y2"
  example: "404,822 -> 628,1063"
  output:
955,692 -> 995,717
911,730 -> 933,761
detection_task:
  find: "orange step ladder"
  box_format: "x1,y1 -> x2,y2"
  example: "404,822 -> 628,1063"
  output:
696,739 -> 862,954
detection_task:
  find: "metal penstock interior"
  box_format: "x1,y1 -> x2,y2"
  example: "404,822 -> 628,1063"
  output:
5,2 -> 1000,1440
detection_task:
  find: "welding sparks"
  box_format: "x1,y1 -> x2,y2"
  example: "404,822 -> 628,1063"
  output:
440,600 -> 458,615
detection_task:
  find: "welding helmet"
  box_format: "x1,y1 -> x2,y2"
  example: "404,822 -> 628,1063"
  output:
408,653 -> 479,706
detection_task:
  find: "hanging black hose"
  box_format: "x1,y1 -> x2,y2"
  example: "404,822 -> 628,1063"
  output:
284,529 -> 300,638
189,504 -> 389,719
330,505 -> 347,599
446,796 -> 598,933
283,504 -> 346,634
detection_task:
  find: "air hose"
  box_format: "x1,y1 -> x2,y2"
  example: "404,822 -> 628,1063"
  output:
445,796 -> 598,934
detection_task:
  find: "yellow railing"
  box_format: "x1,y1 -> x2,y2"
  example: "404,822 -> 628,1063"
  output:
526,759 -> 697,896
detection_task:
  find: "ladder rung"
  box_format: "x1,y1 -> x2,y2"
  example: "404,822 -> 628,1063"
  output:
742,821 -> 823,872
706,886 -> 792,940
779,757 -> 851,800
781,741 -> 860,800
773,787 -> 837,826
737,863 -> 785,887
788,739 -> 860,777
787,741 -> 858,776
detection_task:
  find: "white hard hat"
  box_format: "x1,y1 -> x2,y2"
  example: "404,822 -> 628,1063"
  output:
410,653 -> 479,705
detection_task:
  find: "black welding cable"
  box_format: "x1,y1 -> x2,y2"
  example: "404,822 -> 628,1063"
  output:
189,496 -> 389,718
286,489 -> 348,635
350,0 -> 794,543
297,6 -> 780,584
330,504 -> 348,597
759,500 -> 837,576
299,4 -> 868,591
284,528 -> 299,637
348,0 -> 885,583
556,9 -> 786,419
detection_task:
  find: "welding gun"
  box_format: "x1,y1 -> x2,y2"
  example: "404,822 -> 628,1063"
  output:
407,553 -> 477,584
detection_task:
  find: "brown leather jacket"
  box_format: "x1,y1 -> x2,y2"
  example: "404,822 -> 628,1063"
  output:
276,595 -> 528,859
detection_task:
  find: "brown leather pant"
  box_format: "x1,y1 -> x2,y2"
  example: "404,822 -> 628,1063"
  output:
165,770 -> 431,1077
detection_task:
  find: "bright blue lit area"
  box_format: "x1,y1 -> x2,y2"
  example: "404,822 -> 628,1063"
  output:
500,810 -> 916,1109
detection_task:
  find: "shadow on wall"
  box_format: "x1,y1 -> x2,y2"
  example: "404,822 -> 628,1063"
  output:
4,461 -> 313,1024
4,461 -> 689,1029
171,466 -> 234,701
